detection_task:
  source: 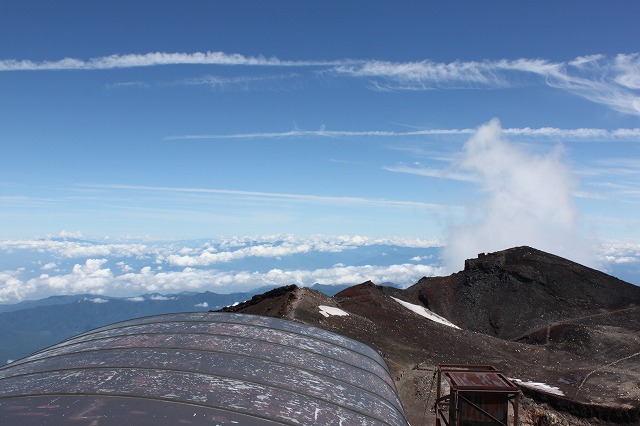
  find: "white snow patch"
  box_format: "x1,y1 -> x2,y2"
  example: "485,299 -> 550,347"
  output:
511,378 -> 565,396
390,296 -> 460,329
319,305 -> 349,318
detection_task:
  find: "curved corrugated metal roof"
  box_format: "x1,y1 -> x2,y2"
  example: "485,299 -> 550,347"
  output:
0,312 -> 409,425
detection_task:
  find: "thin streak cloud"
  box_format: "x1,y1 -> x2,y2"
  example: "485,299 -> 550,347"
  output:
0,51 -> 338,71
3,51 -> 639,115
92,184 -> 444,209
335,54 -> 640,116
383,165 -> 479,183
166,127 -> 640,141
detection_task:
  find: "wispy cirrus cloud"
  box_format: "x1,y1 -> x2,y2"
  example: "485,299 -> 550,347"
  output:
383,165 -> 478,183
91,184 -> 444,209
0,51 -> 337,71
334,54 -> 640,116
576,158 -> 640,200
108,73 -> 302,92
177,73 -> 302,91
3,50 -> 639,115
165,126 -> 640,141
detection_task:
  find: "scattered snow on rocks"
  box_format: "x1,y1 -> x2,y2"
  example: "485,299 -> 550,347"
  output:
511,378 -> 565,396
390,296 -> 460,329
319,305 -> 349,318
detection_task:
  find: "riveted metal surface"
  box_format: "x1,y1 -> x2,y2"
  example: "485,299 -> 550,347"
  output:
37,320 -> 389,379
0,312 -> 409,425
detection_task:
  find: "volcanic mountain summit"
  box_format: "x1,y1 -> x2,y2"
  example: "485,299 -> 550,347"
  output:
222,246 -> 640,425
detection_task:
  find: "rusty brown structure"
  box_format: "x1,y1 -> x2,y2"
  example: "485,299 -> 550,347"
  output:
0,312 -> 409,425
435,365 -> 521,426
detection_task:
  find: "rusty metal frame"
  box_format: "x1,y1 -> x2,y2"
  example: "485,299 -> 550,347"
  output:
434,365 -> 521,426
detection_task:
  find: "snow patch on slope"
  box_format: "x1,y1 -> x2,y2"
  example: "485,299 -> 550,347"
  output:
390,296 -> 460,329
511,378 -> 565,396
319,305 -> 349,318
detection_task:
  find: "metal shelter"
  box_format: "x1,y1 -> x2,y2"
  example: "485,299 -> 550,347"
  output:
435,365 -> 521,426
0,312 -> 409,425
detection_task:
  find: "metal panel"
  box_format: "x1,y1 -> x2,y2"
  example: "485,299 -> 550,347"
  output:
0,395 -> 282,426
446,371 -> 516,391
0,312 -> 409,426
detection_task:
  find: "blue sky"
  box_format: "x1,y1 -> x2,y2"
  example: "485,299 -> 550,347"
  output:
1,1 -> 640,301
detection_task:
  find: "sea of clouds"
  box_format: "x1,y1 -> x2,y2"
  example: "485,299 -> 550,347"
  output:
0,234 -> 445,303
0,232 -> 637,304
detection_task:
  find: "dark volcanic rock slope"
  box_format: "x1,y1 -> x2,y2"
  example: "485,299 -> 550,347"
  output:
405,246 -> 640,340
221,248 -> 640,425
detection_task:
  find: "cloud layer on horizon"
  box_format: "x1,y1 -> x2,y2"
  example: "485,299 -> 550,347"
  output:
0,232 -> 638,304
0,234 -> 444,303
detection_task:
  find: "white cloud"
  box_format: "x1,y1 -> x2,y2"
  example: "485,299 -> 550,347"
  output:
3,50 -> 638,115
600,241 -> 640,265
85,297 -> 109,304
178,72 -> 302,91
150,295 -> 176,301
0,239 -> 150,259
116,261 -> 133,272
444,119 -> 598,272
1,233 -> 637,304
333,54 -> 640,116
0,271 -> 35,302
545,54 -> 640,116
26,259 -> 113,295
166,126 -> 640,141
194,302 -> 209,308
90,184 -> 441,210
0,234 -> 447,302
1,261 -> 443,303
166,235 -> 441,266
383,164 -> 478,183
57,230 -> 85,239
0,51 -> 336,72
333,58 -> 517,88
410,255 -> 433,262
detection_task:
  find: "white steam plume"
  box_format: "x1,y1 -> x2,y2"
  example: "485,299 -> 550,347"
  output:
444,119 -> 597,272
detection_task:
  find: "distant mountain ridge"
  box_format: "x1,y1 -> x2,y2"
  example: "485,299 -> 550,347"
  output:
0,290 -> 250,363
0,283 -> 359,363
